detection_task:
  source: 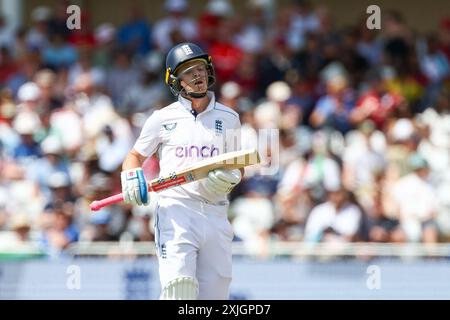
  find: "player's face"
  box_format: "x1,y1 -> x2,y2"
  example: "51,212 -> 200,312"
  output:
178,60 -> 208,95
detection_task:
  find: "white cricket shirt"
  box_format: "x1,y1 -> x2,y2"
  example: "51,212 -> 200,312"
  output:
134,91 -> 241,204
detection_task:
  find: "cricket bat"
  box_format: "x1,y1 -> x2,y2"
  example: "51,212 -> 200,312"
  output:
90,149 -> 260,211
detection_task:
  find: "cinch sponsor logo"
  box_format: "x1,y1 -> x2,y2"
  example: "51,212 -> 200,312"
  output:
175,145 -> 220,158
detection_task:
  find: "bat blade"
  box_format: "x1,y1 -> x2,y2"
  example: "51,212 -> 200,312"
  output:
149,148 -> 260,192
89,149 -> 260,211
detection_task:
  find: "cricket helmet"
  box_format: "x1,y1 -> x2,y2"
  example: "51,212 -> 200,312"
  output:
165,42 -> 215,97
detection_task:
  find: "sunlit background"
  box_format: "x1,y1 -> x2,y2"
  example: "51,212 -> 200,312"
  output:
0,0 -> 449,299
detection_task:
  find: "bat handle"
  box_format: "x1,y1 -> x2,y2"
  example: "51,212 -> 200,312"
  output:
90,193 -> 124,211
89,184 -> 153,211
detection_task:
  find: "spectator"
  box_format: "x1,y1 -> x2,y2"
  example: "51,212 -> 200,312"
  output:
274,156 -> 316,241
285,77 -> 316,126
198,0 -> 234,49
232,53 -> 260,100
48,101 -> 83,157
381,10 -> 413,71
37,200 -> 79,257
6,54 -> 41,98
72,72 -> 116,140
277,130 -> 341,205
438,17 -> 450,61
152,0 -> 197,52
68,48 -> 105,87
207,18 -> 243,85
10,214 -> 33,243
47,1 -> 71,40
16,81 -> 43,112
418,33 -> 450,85
234,1 -> 266,54
304,186 -> 363,243
0,47 -> 17,84
11,111 -> 42,162
67,12 -> 96,48
257,37 -> 299,99
364,180 -> 406,243
218,81 -> 242,111
417,33 -> 450,109
231,188 -> 275,256
117,5 -> 152,56
0,213 -> 37,252
287,0 -> 320,52
33,69 -> 62,113
0,89 -> 19,155
350,68 -> 404,130
95,121 -> 134,173
46,171 -> 75,206
27,136 -> 71,202
26,6 -> 51,51
384,118 -> 418,179
42,32 -> 78,70
383,63 -> 425,114
106,49 -> 140,106
87,208 -> 118,241
0,15 -> 15,51
120,51 -> 169,115
11,28 -> 29,60
390,153 -> 439,243
416,90 -> 450,173
92,23 -> 116,71
310,73 -> 356,134
342,121 -> 386,211
340,27 -> 370,86
356,18 -> 382,66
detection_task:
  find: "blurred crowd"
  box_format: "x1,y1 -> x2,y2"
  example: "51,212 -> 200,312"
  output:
0,0 -> 449,258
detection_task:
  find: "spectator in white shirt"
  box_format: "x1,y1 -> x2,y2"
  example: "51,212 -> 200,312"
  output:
304,185 -> 362,243
391,153 -> 439,242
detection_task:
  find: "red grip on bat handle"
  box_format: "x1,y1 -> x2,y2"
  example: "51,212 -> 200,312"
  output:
90,193 -> 124,211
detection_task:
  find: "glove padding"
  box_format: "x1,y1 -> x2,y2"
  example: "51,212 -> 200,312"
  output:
206,168 -> 242,195
121,168 -> 149,205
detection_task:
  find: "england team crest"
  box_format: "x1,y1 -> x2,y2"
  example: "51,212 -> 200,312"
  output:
215,120 -> 223,135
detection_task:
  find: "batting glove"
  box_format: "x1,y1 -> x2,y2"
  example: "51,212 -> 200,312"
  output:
121,168 -> 149,205
206,168 -> 242,195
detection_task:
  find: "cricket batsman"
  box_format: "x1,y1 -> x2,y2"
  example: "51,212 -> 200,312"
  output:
120,43 -> 243,300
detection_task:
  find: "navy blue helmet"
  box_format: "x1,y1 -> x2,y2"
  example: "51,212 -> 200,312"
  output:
165,42 -> 215,97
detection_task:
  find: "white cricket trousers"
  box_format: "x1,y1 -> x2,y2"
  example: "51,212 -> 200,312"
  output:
154,196 -> 234,300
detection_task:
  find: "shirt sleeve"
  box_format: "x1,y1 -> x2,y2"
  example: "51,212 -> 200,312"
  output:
133,111 -> 162,157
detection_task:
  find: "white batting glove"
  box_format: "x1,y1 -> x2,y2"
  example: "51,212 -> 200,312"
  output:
121,168 -> 149,206
206,168 -> 242,195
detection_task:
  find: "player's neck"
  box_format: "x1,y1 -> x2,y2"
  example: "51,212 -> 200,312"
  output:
190,95 -> 210,114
